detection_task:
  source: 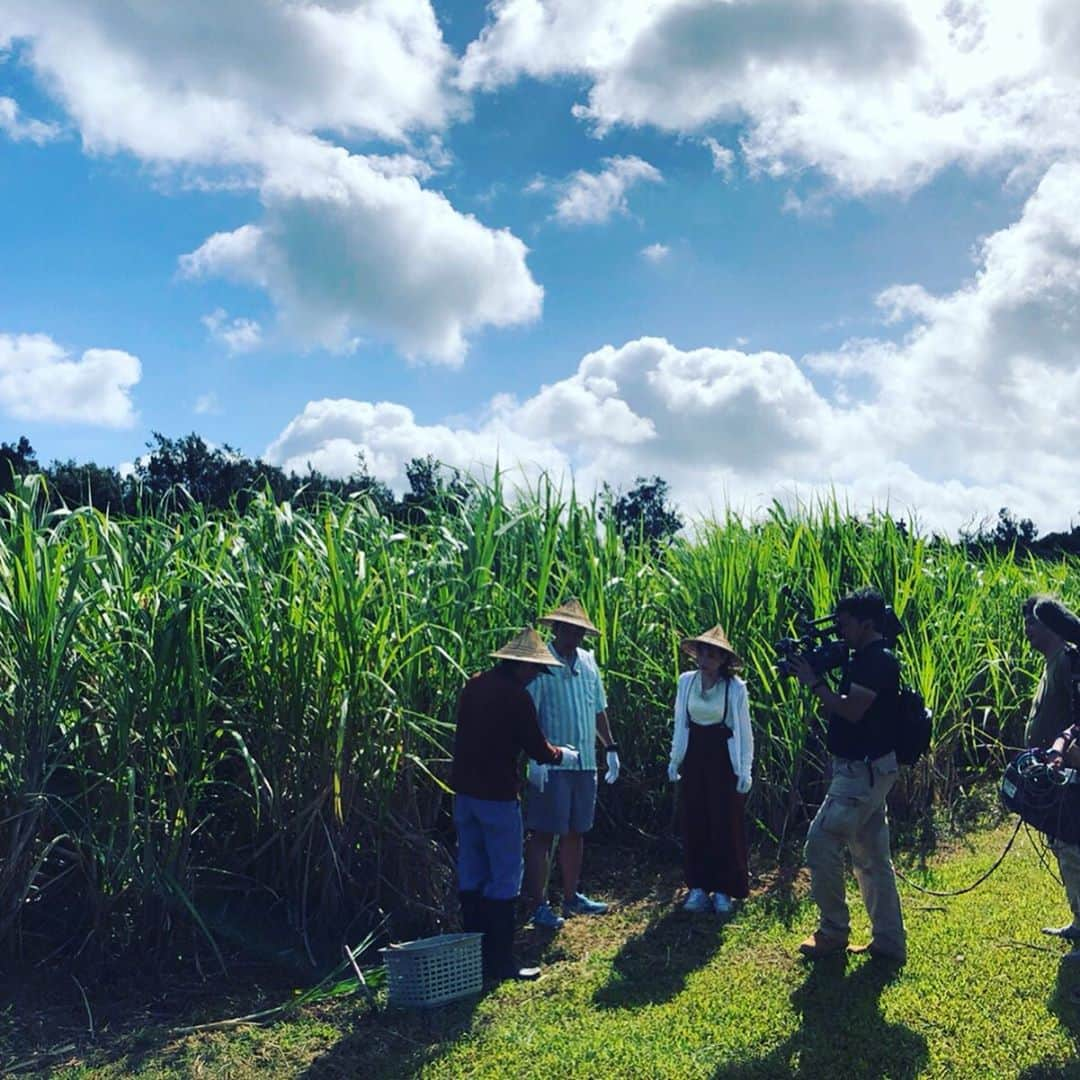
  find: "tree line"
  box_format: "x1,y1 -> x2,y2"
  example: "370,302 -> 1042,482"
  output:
9,432 -> 1080,556
0,433 -> 686,548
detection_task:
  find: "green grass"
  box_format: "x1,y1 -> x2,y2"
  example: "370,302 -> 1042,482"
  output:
11,818 -> 1078,1079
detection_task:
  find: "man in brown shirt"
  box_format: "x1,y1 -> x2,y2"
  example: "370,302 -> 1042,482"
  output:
451,628 -> 579,981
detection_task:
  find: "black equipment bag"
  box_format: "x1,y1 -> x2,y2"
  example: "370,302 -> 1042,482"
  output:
892,685 -> 932,765
1000,750 -> 1080,845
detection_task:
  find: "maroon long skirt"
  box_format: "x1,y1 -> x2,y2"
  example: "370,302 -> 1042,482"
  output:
680,721 -> 749,898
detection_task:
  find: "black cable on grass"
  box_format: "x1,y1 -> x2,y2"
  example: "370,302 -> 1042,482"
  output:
894,817 -> 1023,898
1024,821 -> 1063,885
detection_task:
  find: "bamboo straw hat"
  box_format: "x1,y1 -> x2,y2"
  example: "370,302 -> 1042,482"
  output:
680,624 -> 742,666
539,598 -> 600,635
490,628 -> 564,667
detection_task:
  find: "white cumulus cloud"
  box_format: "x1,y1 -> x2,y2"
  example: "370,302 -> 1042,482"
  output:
554,156 -> 662,225
181,151 -> 543,364
264,398 -> 569,491
202,309 -> 263,354
0,97 -> 60,144
463,0 -> 1080,196
701,136 -> 735,178
4,2 -> 543,363
0,333 -> 140,427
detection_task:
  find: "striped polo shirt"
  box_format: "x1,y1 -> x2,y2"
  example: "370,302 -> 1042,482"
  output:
527,642 -> 608,770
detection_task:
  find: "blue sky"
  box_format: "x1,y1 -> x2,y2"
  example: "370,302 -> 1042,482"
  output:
1,1 -> 1078,531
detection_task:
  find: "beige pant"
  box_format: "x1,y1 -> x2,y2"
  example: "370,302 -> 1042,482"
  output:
804,753 -> 906,956
1049,837 -> 1080,928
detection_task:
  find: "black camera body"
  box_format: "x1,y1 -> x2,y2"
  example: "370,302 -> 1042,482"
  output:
775,615 -> 849,677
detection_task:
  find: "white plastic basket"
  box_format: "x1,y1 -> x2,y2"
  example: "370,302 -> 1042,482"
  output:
380,932 -> 484,1007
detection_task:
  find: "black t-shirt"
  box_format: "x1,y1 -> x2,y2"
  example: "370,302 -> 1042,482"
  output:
826,638 -> 900,761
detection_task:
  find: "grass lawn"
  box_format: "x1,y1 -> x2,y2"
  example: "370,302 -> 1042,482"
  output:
7,819 -> 1080,1078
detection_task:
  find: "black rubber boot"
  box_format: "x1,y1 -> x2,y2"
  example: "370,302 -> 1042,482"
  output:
459,890 -> 484,933
459,890 -> 490,970
483,897 -> 540,982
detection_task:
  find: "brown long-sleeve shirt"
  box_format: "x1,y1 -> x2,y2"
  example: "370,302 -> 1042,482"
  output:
450,666 -> 562,801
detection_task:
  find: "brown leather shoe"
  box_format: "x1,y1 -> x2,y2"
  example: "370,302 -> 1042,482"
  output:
848,942 -> 907,963
798,931 -> 849,958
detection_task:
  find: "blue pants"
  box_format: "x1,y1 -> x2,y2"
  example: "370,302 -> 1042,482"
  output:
454,794 -> 523,900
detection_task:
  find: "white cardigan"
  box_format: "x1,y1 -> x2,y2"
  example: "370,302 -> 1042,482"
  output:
668,670 -> 754,787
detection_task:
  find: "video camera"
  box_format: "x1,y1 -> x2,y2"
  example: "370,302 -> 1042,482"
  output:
774,614 -> 849,677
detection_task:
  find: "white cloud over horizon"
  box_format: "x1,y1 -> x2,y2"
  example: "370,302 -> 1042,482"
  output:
0,333 -> 140,427
264,159 -> 1080,533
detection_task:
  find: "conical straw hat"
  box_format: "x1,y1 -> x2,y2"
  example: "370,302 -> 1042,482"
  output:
539,598 -> 599,635
680,624 -> 742,666
490,627 -> 564,667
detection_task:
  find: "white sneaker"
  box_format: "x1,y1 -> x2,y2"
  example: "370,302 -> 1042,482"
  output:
712,892 -> 733,914
682,888 -> 710,912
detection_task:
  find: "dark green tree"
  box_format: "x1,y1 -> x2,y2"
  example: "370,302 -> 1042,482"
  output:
134,432 -> 291,511
394,456 -> 471,524
601,475 -> 683,550
0,436 -> 39,494
960,506 -> 1038,553
45,459 -> 132,514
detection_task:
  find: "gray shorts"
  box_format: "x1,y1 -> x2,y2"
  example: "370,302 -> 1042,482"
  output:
524,770 -> 597,835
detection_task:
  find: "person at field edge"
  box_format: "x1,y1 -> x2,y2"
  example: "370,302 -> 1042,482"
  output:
791,586 -> 907,963
450,627 -> 581,982
522,599 -> 619,929
1022,595 -> 1080,956
667,624 -> 754,914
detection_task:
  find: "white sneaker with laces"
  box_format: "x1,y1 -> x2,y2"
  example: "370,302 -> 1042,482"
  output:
712,892 -> 733,914
682,888 -> 710,912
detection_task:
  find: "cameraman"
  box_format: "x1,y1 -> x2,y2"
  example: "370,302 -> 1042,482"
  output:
791,586 -> 906,963
1024,595 -> 1080,956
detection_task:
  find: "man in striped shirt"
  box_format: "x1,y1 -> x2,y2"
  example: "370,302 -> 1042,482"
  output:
522,599 -> 620,929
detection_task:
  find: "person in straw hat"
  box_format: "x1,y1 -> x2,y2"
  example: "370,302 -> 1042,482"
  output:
450,628 -> 581,981
522,598 -> 619,929
667,624 -> 754,913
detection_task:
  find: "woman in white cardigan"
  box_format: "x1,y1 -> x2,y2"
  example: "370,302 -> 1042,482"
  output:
668,624 -> 754,914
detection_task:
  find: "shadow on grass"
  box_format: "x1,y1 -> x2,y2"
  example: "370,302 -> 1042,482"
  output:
712,955 -> 928,1080
0,964 -> 325,1077
592,906 -> 730,1010
747,862 -> 806,931
1016,962 -> 1080,1080
301,991 -> 483,1080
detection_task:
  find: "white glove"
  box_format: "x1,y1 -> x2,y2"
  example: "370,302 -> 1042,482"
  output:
667,762 -> 680,783
604,749 -> 620,785
736,775 -> 752,796
527,760 -> 548,792
557,746 -> 580,768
